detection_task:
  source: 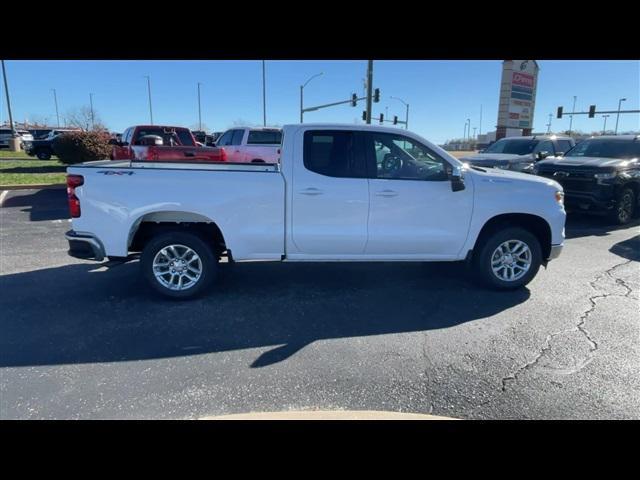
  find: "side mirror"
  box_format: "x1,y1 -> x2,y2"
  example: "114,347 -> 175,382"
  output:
450,165 -> 465,192
536,151 -> 550,160
108,138 -> 119,146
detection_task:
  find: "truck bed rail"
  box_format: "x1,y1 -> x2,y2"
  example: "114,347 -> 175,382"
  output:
70,159 -> 280,173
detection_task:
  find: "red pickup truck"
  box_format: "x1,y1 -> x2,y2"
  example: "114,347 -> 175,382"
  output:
110,125 -> 226,162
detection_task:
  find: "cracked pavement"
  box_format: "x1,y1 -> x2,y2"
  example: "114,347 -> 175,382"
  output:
1,189 -> 639,419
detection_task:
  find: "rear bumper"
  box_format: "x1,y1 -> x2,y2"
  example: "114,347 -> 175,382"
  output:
65,230 -> 105,261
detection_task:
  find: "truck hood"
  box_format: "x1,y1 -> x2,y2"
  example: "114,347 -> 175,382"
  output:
460,153 -> 535,166
537,155 -> 635,169
469,164 -> 561,189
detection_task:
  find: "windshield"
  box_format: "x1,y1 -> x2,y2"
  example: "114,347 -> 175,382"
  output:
484,139 -> 537,155
564,139 -> 640,159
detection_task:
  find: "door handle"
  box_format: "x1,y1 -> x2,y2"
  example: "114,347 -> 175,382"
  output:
184,151 -> 195,157
375,190 -> 399,197
299,187 -> 323,196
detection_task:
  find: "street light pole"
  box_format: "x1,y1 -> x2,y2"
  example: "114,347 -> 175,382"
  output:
89,93 -> 95,130
1,60 -> 17,141
569,95 -> 577,135
300,72 -> 323,123
546,113 -> 552,134
144,76 -> 153,125
52,88 -> 60,128
615,97 -> 627,135
602,114 -> 610,135
262,60 -> 266,127
466,118 -> 470,143
390,96 -> 409,130
479,104 -> 482,135
197,82 -> 202,131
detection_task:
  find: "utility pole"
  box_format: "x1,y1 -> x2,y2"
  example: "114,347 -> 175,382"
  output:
569,95 -> 577,135
52,88 -> 60,127
602,114 -> 610,135
144,76 -> 153,125
365,60 -> 373,124
262,60 -> 266,127
615,97 -> 627,134
1,60 -> 19,151
473,127 -> 477,139
479,104 -> 482,135
197,82 -> 202,131
89,93 -> 95,130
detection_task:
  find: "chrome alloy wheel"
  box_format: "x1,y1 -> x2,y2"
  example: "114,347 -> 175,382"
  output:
152,244 -> 202,291
617,191 -> 633,224
490,239 -> 532,282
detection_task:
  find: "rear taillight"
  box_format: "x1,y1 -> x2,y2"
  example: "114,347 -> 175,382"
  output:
219,148 -> 227,162
67,174 -> 84,218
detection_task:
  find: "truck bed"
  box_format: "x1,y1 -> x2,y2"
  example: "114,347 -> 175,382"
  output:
67,159 -> 285,260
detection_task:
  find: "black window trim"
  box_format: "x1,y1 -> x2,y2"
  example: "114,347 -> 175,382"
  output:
302,129 -> 368,179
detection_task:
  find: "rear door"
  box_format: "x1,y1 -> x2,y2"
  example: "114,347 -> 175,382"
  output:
291,129 -> 369,255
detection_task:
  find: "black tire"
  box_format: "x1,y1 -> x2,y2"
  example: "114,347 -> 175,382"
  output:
609,187 -> 636,225
473,227 -> 542,290
36,149 -> 51,160
140,231 -> 218,299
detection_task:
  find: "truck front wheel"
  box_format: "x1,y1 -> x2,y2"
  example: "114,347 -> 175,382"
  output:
473,227 -> 542,290
609,187 -> 636,225
36,149 -> 51,160
141,231 -> 218,299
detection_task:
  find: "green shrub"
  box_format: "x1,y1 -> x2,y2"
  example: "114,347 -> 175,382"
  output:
54,131 -> 112,165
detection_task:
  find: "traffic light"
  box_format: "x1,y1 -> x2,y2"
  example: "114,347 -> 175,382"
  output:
362,111 -> 367,121
557,106 -> 563,119
373,88 -> 380,103
393,116 -> 398,125
351,93 -> 357,107
379,113 -> 384,124
588,105 -> 596,118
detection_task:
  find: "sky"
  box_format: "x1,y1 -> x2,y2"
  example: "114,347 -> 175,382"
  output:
1,60 -> 638,144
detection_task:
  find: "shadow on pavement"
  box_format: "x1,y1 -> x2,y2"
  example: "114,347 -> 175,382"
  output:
0,260 -> 529,369
565,212 -> 640,239
610,235 -> 640,262
1,188 -> 68,221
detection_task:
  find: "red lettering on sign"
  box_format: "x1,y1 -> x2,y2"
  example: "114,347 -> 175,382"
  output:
513,72 -> 534,88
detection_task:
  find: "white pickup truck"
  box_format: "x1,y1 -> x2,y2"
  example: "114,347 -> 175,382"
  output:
65,124 -> 566,299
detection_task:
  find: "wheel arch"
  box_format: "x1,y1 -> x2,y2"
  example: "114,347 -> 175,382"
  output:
474,213 -> 552,260
127,211 -> 227,256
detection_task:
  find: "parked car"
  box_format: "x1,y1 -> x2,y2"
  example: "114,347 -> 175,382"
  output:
111,125 -> 226,162
461,135 -> 575,173
24,129 -> 81,159
0,128 -> 34,149
64,123 -> 565,299
534,135 -> 640,224
209,132 -> 224,145
215,127 -> 281,163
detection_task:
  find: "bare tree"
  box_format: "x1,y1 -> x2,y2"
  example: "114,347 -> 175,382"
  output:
65,106 -> 107,131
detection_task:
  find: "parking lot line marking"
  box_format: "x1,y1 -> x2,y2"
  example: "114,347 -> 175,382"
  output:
0,190 -> 9,208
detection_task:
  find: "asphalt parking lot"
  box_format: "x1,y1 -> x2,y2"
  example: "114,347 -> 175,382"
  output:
1,188 -> 638,419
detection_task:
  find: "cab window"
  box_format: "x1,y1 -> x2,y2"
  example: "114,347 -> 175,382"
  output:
363,132 -> 449,181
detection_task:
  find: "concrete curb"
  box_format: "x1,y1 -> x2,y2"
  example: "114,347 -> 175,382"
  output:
200,410 -> 457,420
0,183 -> 66,191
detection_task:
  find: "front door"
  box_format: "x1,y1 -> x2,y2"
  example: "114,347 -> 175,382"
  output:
291,130 -> 370,255
362,131 -> 473,258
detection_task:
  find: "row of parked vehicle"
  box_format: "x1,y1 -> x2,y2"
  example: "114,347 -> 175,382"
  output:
460,134 -> 640,225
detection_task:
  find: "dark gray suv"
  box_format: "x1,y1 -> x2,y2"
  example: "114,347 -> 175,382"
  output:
461,135 -> 576,173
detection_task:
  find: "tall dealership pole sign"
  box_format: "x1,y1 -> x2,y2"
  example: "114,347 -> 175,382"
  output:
496,60 -> 539,141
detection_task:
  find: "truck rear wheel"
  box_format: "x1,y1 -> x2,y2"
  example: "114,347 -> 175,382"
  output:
141,231 -> 218,299
473,227 -> 542,290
